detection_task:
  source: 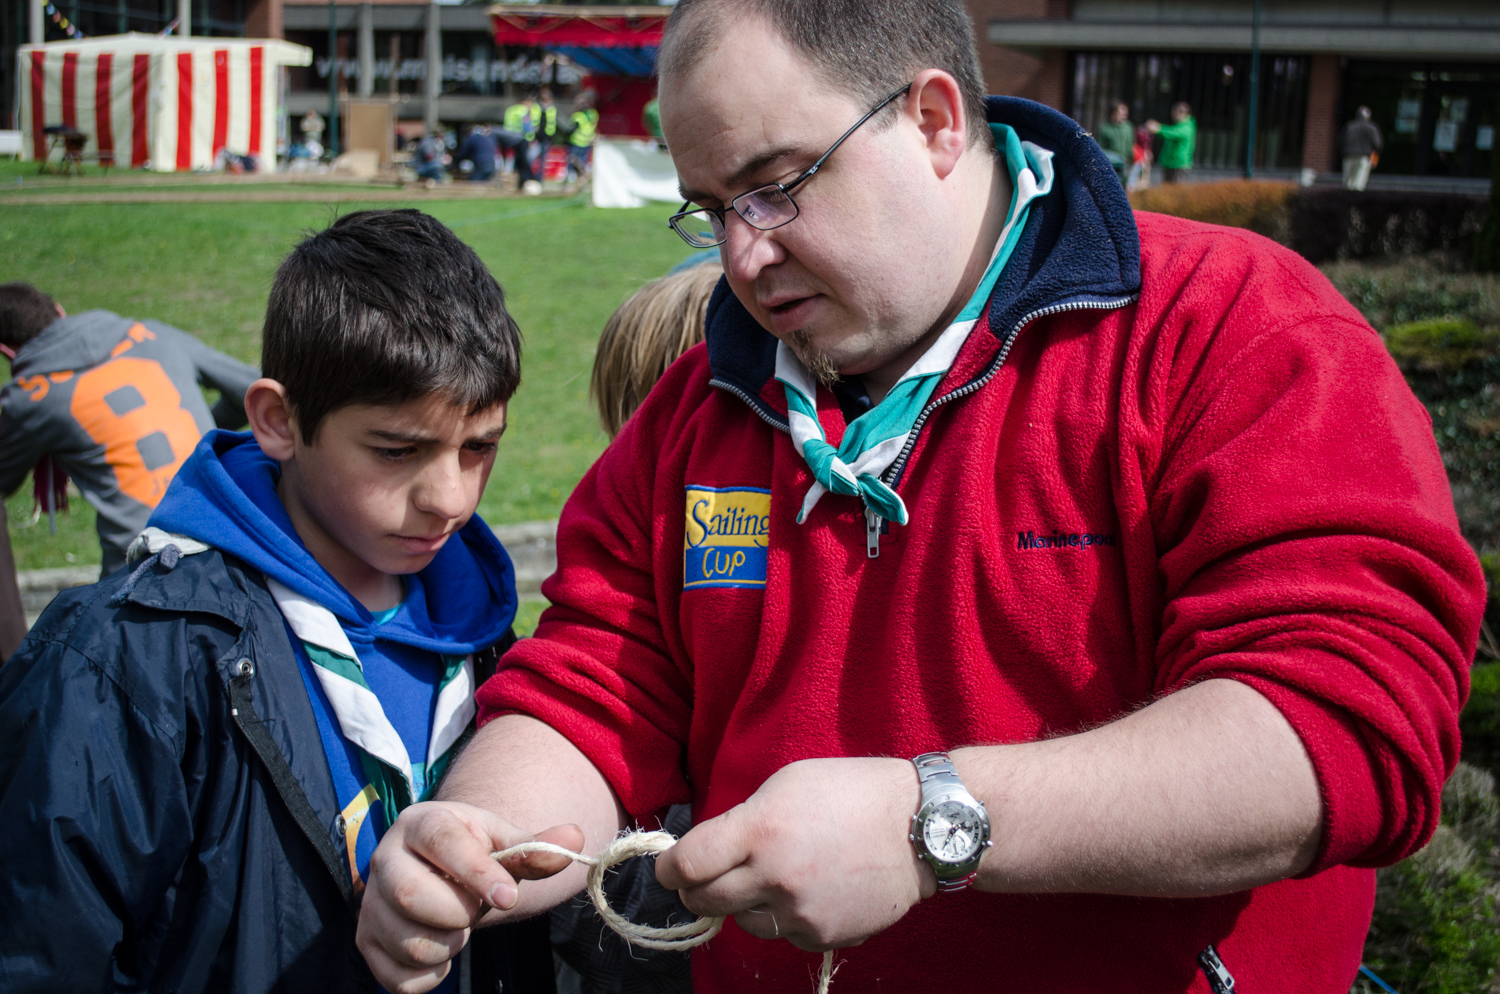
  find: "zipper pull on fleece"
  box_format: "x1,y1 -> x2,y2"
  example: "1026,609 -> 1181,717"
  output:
1197,945 -> 1236,993
866,509 -> 882,559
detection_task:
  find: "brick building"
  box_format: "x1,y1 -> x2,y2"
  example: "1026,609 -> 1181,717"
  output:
8,0 -> 1499,178
969,0 -> 1500,179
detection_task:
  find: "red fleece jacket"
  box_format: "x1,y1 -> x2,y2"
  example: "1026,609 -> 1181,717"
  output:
479,213 -> 1484,993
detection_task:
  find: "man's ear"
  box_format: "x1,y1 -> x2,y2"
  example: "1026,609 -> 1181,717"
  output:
244,378 -> 299,461
906,68 -> 969,181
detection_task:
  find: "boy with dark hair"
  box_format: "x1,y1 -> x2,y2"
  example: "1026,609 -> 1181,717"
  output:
0,210 -> 566,994
0,281 -> 260,574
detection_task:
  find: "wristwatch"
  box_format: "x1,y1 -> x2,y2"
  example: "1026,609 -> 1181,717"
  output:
909,751 -> 992,892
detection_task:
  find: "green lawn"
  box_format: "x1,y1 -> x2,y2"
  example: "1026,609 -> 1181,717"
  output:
2,196 -> 692,571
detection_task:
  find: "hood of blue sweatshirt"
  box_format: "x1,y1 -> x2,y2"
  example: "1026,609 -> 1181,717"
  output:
149,430 -> 517,656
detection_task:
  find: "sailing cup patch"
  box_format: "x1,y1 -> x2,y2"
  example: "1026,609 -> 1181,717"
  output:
683,486 -> 771,590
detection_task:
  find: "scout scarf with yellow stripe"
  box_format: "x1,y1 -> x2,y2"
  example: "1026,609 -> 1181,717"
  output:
267,578 -> 475,833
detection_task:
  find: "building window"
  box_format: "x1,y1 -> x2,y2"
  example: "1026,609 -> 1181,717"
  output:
1340,61 -> 1499,179
1069,51 -> 1310,172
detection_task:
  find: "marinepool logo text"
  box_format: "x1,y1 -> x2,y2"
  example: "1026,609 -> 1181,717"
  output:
1017,529 -> 1115,550
684,486 -> 771,590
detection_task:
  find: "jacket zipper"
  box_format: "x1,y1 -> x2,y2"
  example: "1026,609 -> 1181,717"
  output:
868,294 -> 1138,556
710,293 -> 1138,558
708,377 -> 791,434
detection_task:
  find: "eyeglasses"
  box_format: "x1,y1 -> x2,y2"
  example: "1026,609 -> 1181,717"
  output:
667,84 -> 911,249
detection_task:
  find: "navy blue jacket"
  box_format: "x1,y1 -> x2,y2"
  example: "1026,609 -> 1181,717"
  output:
0,548 -> 552,993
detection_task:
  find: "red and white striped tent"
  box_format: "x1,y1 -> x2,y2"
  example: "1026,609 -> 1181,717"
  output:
17,34 -> 311,171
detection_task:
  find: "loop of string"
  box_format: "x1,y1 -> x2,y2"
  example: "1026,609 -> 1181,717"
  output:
492,830 -> 837,991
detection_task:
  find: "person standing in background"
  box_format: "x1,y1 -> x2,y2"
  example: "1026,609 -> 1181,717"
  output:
1147,101 -> 1196,183
502,92 -> 542,192
1094,101 -> 1134,187
1128,118 -> 1153,190
1339,106 -> 1383,191
538,88 -> 560,152
565,90 -> 599,183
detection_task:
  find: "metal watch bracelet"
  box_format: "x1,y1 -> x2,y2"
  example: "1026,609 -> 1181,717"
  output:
910,751 -> 992,892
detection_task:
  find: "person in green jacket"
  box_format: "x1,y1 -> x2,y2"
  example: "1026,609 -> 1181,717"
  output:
643,96 -> 663,148
1147,102 -> 1196,184
1094,101 -> 1134,187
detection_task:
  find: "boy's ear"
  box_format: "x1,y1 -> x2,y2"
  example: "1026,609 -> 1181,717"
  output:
244,378 -> 299,460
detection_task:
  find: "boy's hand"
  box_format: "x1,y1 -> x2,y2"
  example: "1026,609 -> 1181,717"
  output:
356,800 -> 583,994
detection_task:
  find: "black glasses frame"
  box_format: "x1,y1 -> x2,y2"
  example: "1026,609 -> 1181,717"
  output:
667,84 -> 912,248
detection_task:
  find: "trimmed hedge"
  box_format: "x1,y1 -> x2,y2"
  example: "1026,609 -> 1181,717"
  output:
1358,764 -> 1500,994
1291,189 -> 1490,265
1130,182 -> 1490,265
1128,181 -> 1293,242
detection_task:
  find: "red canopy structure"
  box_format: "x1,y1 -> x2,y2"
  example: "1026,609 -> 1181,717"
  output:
488,5 -> 669,139
488,5 -> 669,49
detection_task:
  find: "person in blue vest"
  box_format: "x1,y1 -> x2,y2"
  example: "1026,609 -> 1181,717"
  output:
456,123 -> 500,182
0,209 -> 565,993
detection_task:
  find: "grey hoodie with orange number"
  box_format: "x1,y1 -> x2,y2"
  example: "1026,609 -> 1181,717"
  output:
0,310 -> 258,574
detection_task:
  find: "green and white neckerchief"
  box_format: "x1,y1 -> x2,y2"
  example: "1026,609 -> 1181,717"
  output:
266,577 -> 475,831
778,123 -> 1054,528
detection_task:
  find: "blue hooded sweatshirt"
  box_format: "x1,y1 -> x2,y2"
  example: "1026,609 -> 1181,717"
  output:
149,430 -> 518,884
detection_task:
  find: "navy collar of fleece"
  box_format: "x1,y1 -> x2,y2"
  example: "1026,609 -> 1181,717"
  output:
704,95 -> 1143,429
149,430 -> 517,655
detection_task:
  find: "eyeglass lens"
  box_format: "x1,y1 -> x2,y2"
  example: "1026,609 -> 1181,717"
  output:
675,210 -> 725,248
674,185 -> 798,247
734,186 -> 796,228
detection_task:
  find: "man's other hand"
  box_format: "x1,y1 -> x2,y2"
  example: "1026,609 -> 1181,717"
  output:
655,757 -> 931,951
356,800 -> 583,994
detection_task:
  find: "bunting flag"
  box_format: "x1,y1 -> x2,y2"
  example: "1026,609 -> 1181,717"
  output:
45,3 -> 86,40
18,35 -> 311,171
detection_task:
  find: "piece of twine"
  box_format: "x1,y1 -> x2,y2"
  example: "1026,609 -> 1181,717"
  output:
492,829 -> 837,992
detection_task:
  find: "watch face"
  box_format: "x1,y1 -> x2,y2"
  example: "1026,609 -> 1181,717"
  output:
922,799 -> 984,864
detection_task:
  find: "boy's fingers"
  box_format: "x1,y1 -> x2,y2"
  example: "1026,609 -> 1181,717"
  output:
497,822 -> 587,880
356,923 -> 454,994
654,808 -> 752,892
401,803 -> 524,910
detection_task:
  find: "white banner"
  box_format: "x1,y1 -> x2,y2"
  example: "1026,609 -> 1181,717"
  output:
592,137 -> 681,209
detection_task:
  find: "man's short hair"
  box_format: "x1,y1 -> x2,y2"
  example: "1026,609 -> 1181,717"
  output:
658,0 -> 991,149
0,283 -> 60,351
263,209 -> 521,444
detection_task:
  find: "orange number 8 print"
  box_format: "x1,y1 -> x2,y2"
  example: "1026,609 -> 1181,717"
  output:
70,357 -> 202,508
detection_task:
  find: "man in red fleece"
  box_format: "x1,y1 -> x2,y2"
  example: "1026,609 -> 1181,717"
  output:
356,2 -> 1486,992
